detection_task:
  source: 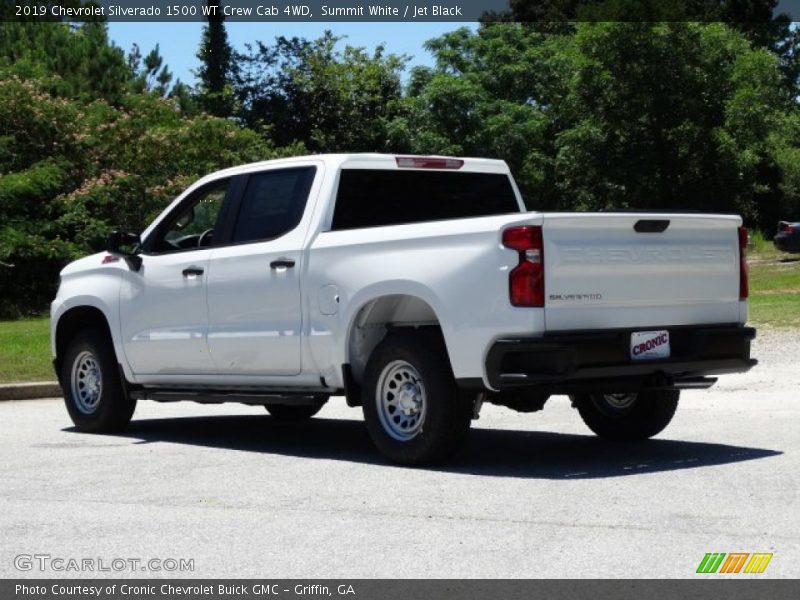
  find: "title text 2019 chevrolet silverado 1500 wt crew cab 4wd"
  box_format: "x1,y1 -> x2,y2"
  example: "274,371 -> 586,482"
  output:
51,154 -> 757,464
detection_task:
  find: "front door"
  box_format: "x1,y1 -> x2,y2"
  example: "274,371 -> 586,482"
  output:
119,178 -> 231,377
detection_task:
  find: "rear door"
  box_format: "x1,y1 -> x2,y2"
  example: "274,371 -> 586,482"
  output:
205,164 -> 319,376
542,213 -> 742,331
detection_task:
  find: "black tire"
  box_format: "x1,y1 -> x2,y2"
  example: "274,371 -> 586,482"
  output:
264,400 -> 327,421
362,331 -> 473,465
61,328 -> 136,432
571,390 -> 679,441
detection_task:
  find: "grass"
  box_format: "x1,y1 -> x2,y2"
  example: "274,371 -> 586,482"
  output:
748,259 -> 800,328
0,317 -> 52,384
749,229 -> 781,258
749,292 -> 800,328
0,236 -> 797,383
747,228 -> 800,327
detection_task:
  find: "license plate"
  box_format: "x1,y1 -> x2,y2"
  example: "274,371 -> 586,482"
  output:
630,330 -> 670,361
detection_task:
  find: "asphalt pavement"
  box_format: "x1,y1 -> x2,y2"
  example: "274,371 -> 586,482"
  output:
0,329 -> 797,578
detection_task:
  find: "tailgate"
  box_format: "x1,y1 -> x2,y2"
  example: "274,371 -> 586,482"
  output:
542,213 -> 743,331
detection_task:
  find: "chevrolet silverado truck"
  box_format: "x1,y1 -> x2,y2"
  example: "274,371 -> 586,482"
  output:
51,154 -> 757,464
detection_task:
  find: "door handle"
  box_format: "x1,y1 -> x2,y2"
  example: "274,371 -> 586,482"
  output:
634,219 -> 670,233
270,258 -> 295,269
182,267 -> 204,277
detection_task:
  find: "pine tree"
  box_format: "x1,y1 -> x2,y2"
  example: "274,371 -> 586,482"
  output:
196,0 -> 234,117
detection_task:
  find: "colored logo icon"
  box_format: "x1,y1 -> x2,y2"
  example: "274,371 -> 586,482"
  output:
696,553 -> 773,574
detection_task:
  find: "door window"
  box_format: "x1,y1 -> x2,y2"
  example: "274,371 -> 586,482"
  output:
230,167 -> 316,244
151,180 -> 229,253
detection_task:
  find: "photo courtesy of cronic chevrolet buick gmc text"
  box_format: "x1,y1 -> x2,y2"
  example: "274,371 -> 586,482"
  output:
50,154 -> 757,464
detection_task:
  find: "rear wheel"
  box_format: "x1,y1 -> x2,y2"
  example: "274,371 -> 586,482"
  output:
362,332 -> 472,465
264,400 -> 327,421
571,390 -> 679,441
61,328 -> 136,432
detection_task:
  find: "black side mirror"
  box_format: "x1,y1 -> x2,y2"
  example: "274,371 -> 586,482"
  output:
106,231 -> 140,253
106,230 -> 142,271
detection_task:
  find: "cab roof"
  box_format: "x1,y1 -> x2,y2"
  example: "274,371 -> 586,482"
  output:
204,153 -> 512,181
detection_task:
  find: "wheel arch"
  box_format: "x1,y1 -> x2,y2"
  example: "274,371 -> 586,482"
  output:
54,305 -> 116,378
344,292 -> 451,389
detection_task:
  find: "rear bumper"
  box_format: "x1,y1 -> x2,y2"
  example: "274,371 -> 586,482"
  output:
484,324 -> 756,392
774,234 -> 800,253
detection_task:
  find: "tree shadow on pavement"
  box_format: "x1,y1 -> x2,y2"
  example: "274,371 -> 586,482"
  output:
68,413 -> 782,479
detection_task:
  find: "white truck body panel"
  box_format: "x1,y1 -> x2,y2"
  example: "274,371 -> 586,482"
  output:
541,213 -> 743,331
118,248 -> 215,375
306,213 -> 545,386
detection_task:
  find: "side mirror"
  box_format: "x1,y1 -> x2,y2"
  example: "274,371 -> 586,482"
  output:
106,231 -> 142,271
106,231 -> 141,253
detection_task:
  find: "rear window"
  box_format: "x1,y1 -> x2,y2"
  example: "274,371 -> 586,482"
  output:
331,169 -> 519,231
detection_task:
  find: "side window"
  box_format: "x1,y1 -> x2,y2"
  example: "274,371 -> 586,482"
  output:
151,180 -> 229,253
230,167 -> 316,244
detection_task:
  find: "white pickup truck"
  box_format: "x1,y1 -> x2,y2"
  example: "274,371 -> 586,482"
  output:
51,154 -> 756,464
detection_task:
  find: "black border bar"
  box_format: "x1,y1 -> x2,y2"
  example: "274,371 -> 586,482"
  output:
3,580 -> 800,600
7,1 -> 800,23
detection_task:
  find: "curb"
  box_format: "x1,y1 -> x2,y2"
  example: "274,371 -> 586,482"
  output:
0,382 -> 62,401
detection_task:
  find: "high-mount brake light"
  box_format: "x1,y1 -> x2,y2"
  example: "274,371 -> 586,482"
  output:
738,226 -> 749,300
502,226 -> 544,307
395,156 -> 464,169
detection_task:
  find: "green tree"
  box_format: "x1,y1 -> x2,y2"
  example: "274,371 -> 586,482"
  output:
234,32 -> 408,152
397,22 -> 792,227
494,0 -> 800,95
0,21 -> 131,104
0,71 -> 286,316
770,111 -> 800,221
0,20 -> 291,316
128,43 -> 174,97
555,23 -> 787,223
196,0 -> 235,117
389,25 -> 561,207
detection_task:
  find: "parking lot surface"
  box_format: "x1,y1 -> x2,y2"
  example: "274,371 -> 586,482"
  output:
0,330 -> 797,578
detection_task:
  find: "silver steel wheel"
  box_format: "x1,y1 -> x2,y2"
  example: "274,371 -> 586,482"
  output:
600,392 -> 638,411
376,360 -> 427,441
70,350 -> 103,415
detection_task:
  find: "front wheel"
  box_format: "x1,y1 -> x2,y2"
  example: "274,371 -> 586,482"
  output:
362,332 -> 472,465
571,390 -> 679,441
61,328 -> 136,432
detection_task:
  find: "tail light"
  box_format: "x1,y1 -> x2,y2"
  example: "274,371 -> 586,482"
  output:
502,226 -> 544,307
782,223 -> 795,233
738,226 -> 749,300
